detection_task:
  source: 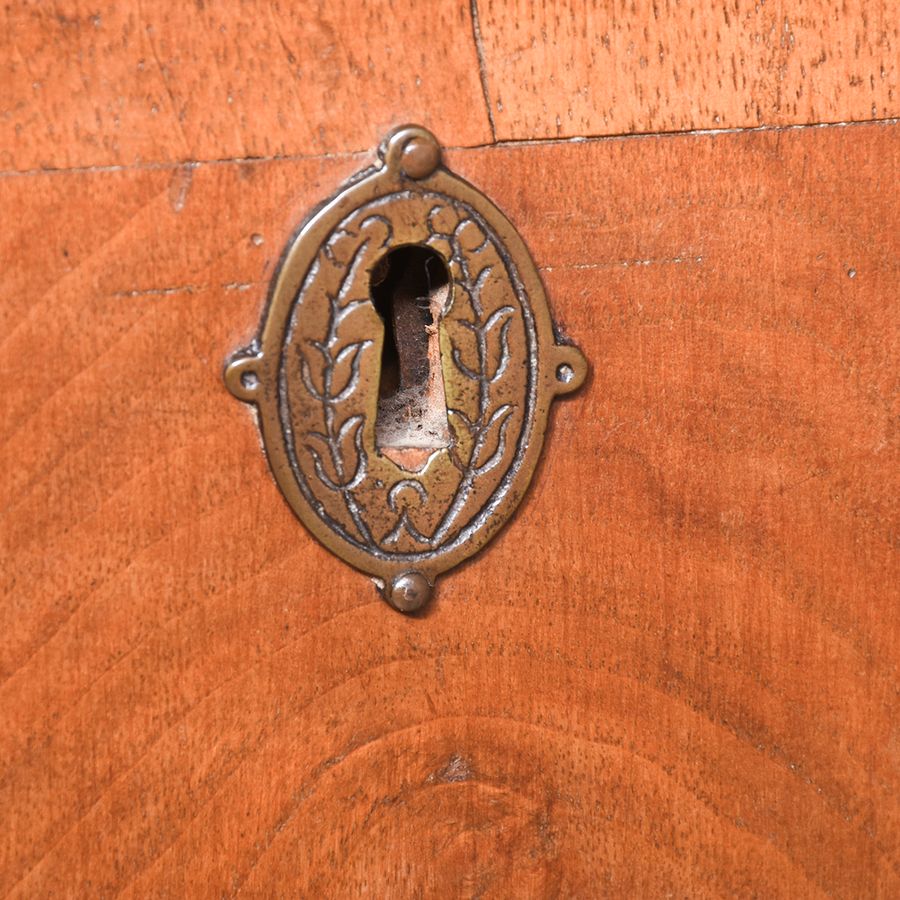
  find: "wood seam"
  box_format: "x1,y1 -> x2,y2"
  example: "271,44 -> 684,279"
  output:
1,116 -> 896,181
468,0 -> 497,142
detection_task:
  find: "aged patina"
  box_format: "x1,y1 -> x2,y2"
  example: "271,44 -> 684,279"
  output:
225,125 -> 586,611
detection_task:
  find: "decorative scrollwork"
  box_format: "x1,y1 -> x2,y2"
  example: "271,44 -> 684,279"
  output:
292,199 -> 523,553
294,219 -> 386,544
225,125 -> 586,610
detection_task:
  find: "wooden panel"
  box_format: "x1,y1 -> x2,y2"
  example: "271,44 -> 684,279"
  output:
5,0 -> 898,175
476,0 -> 899,140
2,120 -> 897,896
0,0 -> 491,171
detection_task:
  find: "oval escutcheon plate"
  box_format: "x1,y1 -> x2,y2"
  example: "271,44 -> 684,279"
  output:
225,125 -> 587,612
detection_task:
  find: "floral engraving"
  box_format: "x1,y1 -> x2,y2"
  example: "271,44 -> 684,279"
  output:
283,192 -> 531,562
294,220 -> 385,544
226,126 -> 585,604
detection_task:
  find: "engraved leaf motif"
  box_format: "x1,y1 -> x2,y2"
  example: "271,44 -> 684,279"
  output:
334,299 -> 368,327
289,212 -> 404,550
331,340 -> 372,402
471,264 -> 493,297
305,440 -> 341,491
336,238 -> 372,306
304,415 -> 366,490
483,306 -> 515,383
323,228 -> 358,266
292,198 -> 531,556
454,219 -> 489,253
299,352 -> 326,401
463,265 -> 493,318
446,320 -> 480,381
449,279 -> 474,319
447,408 -> 475,471
336,415 -> 367,489
473,404 -> 514,474
307,339 -> 330,364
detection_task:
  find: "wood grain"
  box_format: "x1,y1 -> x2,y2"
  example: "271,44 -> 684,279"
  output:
3,1 -> 898,175
2,118 -> 898,896
476,0 -> 899,140
0,0 -> 491,172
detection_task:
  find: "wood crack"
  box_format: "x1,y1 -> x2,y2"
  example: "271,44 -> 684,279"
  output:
0,117 -> 897,180
469,0 -> 497,141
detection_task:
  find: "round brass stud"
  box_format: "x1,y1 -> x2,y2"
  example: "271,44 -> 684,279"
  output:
401,136 -> 441,179
386,571 -> 433,612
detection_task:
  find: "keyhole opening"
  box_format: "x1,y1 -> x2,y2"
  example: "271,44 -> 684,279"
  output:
370,245 -> 451,470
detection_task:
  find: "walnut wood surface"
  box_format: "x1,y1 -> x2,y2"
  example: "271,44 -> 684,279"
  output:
2,1 -> 897,171
0,1 -> 492,171
2,2 -> 899,898
477,0 -> 899,140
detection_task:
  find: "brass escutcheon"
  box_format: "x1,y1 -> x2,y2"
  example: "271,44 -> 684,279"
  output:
225,125 -> 587,612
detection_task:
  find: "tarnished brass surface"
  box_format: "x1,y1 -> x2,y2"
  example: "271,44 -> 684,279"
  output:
225,125 -> 586,611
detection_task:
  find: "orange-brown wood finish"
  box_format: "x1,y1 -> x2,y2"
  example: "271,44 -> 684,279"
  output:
2,2 -> 898,898
476,0 -> 899,140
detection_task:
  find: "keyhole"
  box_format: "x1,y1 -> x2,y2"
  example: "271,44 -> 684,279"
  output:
370,245 -> 451,470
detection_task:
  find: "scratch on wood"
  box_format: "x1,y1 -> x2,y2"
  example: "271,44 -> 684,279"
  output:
426,753 -> 473,784
541,255 -> 704,272
167,164 -> 195,212
112,281 -> 260,298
